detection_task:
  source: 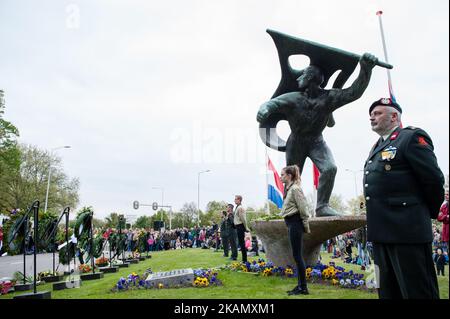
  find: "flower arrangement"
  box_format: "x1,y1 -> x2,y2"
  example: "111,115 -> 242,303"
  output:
132,250 -> 141,259
113,272 -> 147,291
306,261 -> 368,289
228,258 -> 373,292
193,277 -> 209,287
262,268 -> 273,276
37,270 -> 54,281
78,264 -> 92,273
0,279 -> 15,295
193,269 -> 221,288
95,257 -> 109,267
111,259 -> 123,266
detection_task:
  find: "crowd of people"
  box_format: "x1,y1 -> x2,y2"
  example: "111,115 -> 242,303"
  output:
117,195 -> 260,260
324,227 -> 372,269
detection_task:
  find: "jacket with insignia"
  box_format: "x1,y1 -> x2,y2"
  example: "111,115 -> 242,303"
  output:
363,126 -> 445,243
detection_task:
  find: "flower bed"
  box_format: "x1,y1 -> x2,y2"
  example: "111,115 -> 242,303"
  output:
228,258 -> 295,278
111,268 -> 222,292
227,258 -> 376,292
305,261 -> 373,290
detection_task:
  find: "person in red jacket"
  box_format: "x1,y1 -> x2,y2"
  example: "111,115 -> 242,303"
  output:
437,190 -> 449,248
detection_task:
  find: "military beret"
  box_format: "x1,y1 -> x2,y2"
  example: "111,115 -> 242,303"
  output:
369,97 -> 402,114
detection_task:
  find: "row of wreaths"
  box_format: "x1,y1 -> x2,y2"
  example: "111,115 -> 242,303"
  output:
61,211 -> 150,265
6,210 -> 147,265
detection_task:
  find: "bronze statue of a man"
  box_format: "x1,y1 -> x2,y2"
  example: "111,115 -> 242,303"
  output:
257,53 -> 378,217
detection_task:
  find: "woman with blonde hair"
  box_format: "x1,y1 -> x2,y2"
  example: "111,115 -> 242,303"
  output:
280,164 -> 311,295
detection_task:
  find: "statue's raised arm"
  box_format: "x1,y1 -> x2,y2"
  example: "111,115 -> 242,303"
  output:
326,53 -> 378,112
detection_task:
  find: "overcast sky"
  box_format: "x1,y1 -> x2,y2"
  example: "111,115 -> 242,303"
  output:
1,0 -> 448,220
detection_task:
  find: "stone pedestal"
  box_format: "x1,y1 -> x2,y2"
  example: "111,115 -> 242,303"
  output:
13,291 -> 51,299
42,275 -> 64,283
116,263 -> 130,268
53,279 -> 82,290
252,215 -> 366,267
80,272 -> 104,280
13,283 -> 33,291
98,267 -> 119,273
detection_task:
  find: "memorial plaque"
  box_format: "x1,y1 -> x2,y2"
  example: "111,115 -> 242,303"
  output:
145,268 -> 194,288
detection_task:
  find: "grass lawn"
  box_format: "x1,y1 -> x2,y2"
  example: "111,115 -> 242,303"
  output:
1,249 -> 448,299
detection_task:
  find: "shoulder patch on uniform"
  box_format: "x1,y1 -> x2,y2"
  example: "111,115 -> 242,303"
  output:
418,136 -> 429,146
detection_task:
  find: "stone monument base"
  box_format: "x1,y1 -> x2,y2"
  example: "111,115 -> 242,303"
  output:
252,215 -> 366,267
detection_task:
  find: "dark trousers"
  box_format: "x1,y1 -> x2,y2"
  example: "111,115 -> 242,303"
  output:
221,236 -> 229,256
373,242 -> 439,299
236,224 -> 247,263
229,229 -> 238,259
436,266 -> 445,276
284,214 -> 307,289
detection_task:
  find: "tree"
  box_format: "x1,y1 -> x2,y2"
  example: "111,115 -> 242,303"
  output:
105,212 -> 121,228
329,194 -> 348,214
134,215 -> 152,229
0,91 -> 20,213
347,195 -> 366,215
9,144 -> 79,212
180,202 -> 197,228
200,200 -> 227,226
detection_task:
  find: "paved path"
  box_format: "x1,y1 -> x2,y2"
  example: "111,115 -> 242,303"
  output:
0,253 -> 73,279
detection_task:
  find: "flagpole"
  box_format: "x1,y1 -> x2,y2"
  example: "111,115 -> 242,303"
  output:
265,147 -> 270,215
376,10 -> 396,102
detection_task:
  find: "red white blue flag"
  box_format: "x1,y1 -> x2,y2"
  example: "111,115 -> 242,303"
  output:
267,158 -> 284,209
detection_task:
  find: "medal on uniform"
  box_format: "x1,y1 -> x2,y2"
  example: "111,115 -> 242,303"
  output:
385,164 -> 392,171
381,146 -> 397,161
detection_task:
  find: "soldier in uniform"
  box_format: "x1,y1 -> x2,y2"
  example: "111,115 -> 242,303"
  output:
364,97 -> 445,299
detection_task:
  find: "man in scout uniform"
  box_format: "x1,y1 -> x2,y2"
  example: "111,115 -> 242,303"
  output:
233,195 -> 250,263
364,97 -> 445,299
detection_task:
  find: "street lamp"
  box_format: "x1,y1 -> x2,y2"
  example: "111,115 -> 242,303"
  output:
44,145 -> 71,213
197,169 -> 211,227
345,168 -> 363,198
152,187 -> 164,220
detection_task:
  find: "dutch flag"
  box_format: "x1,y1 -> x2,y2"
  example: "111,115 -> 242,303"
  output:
267,158 -> 284,209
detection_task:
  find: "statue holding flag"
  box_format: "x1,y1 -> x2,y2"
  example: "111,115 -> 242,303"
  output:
257,29 -> 392,217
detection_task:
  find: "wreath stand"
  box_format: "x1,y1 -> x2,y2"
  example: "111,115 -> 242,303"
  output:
80,211 -> 104,281
13,200 -> 51,299
52,207 -> 82,290
41,207 -> 69,283
97,234 -> 118,273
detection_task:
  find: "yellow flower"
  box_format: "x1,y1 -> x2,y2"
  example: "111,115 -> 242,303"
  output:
332,279 -> 339,285
158,283 -> 164,289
